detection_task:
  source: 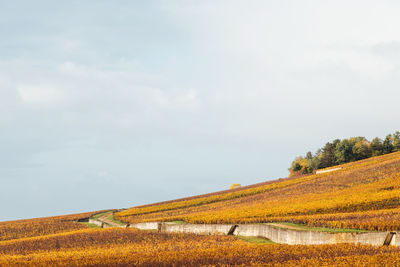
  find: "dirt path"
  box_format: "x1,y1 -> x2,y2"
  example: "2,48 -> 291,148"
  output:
97,211 -> 127,228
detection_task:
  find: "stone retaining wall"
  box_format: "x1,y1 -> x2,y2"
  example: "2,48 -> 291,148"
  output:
131,222 -> 397,246
88,218 -> 104,227
88,218 -> 116,228
161,222 -> 234,235
316,167 -> 342,174
390,233 -> 400,246
235,224 -> 389,246
130,222 -> 159,230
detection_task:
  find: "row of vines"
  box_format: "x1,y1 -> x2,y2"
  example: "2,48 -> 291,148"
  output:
1,227 -> 400,266
0,210 -> 107,241
115,152 -> 400,231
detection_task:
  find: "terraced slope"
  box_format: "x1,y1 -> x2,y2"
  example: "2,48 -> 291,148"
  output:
115,152 -> 400,231
0,211 -> 108,242
3,227 -> 400,266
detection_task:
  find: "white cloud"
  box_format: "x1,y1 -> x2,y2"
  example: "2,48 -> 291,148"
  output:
61,40 -> 83,51
58,61 -> 88,75
314,46 -> 394,80
97,170 -> 112,182
17,84 -> 66,106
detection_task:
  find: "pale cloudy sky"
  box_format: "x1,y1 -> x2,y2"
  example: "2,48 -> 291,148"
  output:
1,0 -> 400,221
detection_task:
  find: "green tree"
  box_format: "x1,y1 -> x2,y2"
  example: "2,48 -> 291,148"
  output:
288,131 -> 399,176
335,139 -> 356,164
383,134 -> 394,154
393,131 -> 400,152
307,157 -> 320,172
293,162 -> 302,172
352,140 -> 372,160
370,137 -> 384,156
289,156 -> 312,176
319,139 -> 340,168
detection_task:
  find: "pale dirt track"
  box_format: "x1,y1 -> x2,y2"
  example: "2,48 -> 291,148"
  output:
97,212 -> 127,227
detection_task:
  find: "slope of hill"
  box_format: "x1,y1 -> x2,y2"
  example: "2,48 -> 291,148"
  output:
3,227 -> 400,266
2,152 -> 400,266
115,152 -> 400,231
0,211 -> 108,242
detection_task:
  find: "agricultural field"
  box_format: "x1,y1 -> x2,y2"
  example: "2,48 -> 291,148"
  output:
1,227 -> 400,266
2,152 -> 400,266
0,211 -> 107,241
115,152 -> 400,231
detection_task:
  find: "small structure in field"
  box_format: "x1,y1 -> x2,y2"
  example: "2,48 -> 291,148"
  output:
316,167 -> 342,174
230,183 -> 241,190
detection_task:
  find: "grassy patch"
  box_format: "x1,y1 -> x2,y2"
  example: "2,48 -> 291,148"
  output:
90,211 -> 127,227
79,222 -> 101,228
268,222 -> 373,233
106,214 -> 126,226
237,236 -> 275,244
91,211 -> 111,220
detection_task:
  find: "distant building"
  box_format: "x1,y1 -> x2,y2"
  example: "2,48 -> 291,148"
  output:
316,167 -> 342,174
230,183 -> 241,190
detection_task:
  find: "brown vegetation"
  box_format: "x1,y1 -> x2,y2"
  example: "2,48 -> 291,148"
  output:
0,211 -> 107,241
116,152 -> 400,231
1,227 -> 400,266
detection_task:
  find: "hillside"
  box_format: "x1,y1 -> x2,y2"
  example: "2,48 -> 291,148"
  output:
0,211 -> 108,242
115,151 -> 400,231
3,227 -> 400,266
2,152 -> 400,266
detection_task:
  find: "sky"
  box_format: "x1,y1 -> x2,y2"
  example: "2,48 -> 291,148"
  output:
1,0 -> 400,221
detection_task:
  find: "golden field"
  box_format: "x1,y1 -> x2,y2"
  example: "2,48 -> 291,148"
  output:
116,152 -> 400,231
2,227 -> 400,266
3,152 -> 400,266
0,211 -> 107,242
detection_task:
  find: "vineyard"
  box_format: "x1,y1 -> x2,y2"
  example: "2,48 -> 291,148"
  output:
0,210 -> 107,242
1,227 -> 400,266
115,152 -> 400,231
2,152 -> 400,265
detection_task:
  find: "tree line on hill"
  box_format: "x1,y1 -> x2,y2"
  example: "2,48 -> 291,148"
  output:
289,131 -> 400,176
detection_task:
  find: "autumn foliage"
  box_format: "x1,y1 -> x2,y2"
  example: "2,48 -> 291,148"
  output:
1,227 -> 400,266
289,132 -> 400,176
116,152 -> 400,231
3,150 -> 400,265
0,211 -> 106,242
